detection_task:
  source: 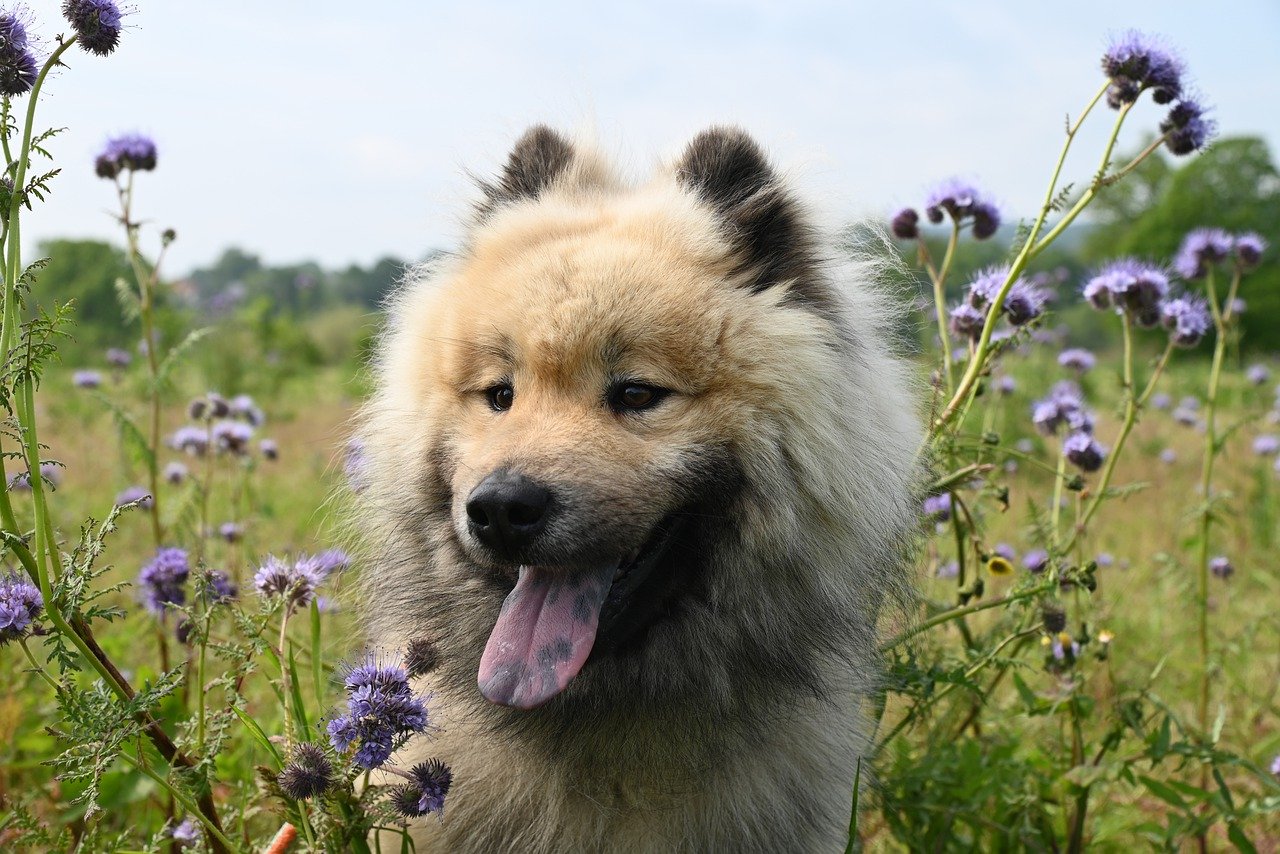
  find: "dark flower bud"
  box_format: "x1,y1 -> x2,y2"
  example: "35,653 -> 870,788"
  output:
278,743 -> 334,800
890,207 -> 919,240
208,394 -> 230,419
405,637 -> 440,678
162,228 -> 177,245
1042,604 -> 1067,634
63,0 -> 124,57
390,759 -> 452,818
187,398 -> 209,420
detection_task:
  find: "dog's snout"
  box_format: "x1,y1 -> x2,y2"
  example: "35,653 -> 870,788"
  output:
466,471 -> 553,556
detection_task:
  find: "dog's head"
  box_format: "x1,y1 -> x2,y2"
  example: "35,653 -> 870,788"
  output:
360,126 -> 920,719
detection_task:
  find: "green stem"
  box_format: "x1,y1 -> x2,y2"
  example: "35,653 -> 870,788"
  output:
927,221 -> 961,394
117,748 -> 238,853
19,636 -> 58,691
880,582 -> 1057,653
1050,445 -> 1068,548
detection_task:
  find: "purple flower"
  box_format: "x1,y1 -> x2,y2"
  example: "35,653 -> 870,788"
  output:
0,570 -> 43,643
63,0 -> 124,56
73,370 -> 103,389
1032,381 -> 1092,436
1228,297 -> 1246,316
1160,98 -> 1215,156
8,462 -> 61,492
1173,407 -> 1200,427
890,207 -> 919,240
115,485 -> 153,510
949,303 -> 985,340
204,570 -> 237,604
278,743 -> 335,801
390,759 -> 453,818
1095,552 -> 1115,568
1081,259 -> 1169,325
1252,435 -> 1280,457
995,375 -> 1015,396
169,425 -> 210,457
1024,550 -> 1049,574
1174,228 -> 1233,280
311,549 -> 351,578
219,522 -> 243,543
259,438 -> 278,460
164,461 -> 188,484
213,421 -> 254,455
1058,348 -> 1096,373
139,547 -> 190,613
230,394 -> 265,426
923,178 -> 1001,239
936,560 -> 959,579
1050,633 -> 1082,662
993,543 -> 1016,562
1234,233 -> 1266,270
1209,556 -> 1233,579
106,346 -> 132,367
1064,432 -> 1106,473
1101,31 -> 1184,107
1246,364 -> 1271,387
1160,297 -> 1211,347
1151,392 -> 1172,410
1270,755 -> 1280,777
0,12 -> 38,97
329,654 -> 431,770
1160,448 -> 1177,464
922,494 -> 951,523
95,134 -> 156,180
169,818 -> 199,848
253,555 -> 321,611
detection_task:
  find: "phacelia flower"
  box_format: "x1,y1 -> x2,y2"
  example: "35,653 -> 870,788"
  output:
1174,228 -> 1233,280
1050,631 -> 1082,662
1228,297 -> 1246,315
1159,296 -> 1211,347
922,493 -> 951,523
1024,549 -> 1049,574
1101,31 -> 1184,107
1172,406 -> 1200,427
62,0 -> 124,57
964,266 -> 1044,327
213,421 -> 253,455
1032,381 -> 1093,435
1270,754 -> 1280,777
328,654 -> 431,770
9,462 -> 61,492
1081,259 -> 1169,325
278,742 -> 335,801
1252,435 -> 1280,457
0,570 -> 43,643
995,375 -> 1015,396
890,207 -> 919,240
169,425 -> 210,456
204,569 -> 237,604
259,438 -> 279,460
219,521 -> 243,543
105,346 -> 132,367
1064,431 -> 1106,473
947,303 -> 984,340
1151,392 -> 1172,410
73,369 -> 103,388
230,394 -> 265,426
390,759 -> 453,818
936,560 -> 958,579
169,818 -> 199,848
95,133 -> 156,180
1233,232 -> 1267,270
115,485 -> 153,509
253,555 -> 321,611
923,179 -> 1001,238
164,461 -> 189,484
1246,364 -> 1271,386
1095,552 -> 1115,568
1209,555 -> 1233,579
1058,348 -> 1096,373
1160,447 -> 1177,464
0,12 -> 37,97
405,637 -> 440,678
311,549 -> 351,578
138,547 -> 190,613
1160,98 -> 1215,156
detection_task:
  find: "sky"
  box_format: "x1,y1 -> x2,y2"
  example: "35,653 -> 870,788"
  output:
19,0 -> 1280,275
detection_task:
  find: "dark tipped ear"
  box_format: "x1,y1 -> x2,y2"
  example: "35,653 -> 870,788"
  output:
674,127 -> 834,317
475,125 -> 576,219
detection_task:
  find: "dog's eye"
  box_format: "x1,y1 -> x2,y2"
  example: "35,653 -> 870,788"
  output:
486,383 -> 514,412
609,383 -> 668,413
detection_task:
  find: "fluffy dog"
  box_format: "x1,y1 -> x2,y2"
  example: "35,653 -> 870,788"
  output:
356,125 -> 921,851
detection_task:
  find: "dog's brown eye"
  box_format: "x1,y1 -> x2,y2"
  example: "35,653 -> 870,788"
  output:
486,383 -> 514,412
610,383 -> 667,413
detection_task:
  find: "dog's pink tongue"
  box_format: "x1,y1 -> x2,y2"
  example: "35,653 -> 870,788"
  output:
478,563 -> 616,710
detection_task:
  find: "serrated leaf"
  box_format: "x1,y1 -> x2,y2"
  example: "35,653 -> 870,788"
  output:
113,277 -> 141,323
154,327 -> 212,388
89,391 -> 154,471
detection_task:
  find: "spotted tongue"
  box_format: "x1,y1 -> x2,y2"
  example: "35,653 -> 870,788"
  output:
478,563 -> 617,710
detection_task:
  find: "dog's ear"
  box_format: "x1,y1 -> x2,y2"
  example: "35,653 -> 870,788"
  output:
475,125 -> 577,220
674,127 -> 832,315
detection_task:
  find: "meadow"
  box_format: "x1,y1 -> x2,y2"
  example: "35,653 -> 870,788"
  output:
0,4 -> 1278,852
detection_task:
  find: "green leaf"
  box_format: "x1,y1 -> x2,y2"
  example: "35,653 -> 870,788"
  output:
155,327 -> 212,389
231,705 -> 284,769
89,391 -> 154,471
1139,775 -> 1188,811
1227,823 -> 1257,854
310,599 -> 325,711
287,640 -> 313,741
112,277 -> 140,323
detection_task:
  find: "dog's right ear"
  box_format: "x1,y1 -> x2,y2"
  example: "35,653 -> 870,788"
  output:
474,125 -> 577,220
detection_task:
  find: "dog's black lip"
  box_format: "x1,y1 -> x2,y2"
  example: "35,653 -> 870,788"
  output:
592,512 -> 689,656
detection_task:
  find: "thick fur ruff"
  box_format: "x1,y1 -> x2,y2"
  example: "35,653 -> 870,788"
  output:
354,126 -> 922,852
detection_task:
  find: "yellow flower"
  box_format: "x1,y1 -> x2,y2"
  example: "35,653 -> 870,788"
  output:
1097,629 -> 1114,644
986,555 -> 1015,577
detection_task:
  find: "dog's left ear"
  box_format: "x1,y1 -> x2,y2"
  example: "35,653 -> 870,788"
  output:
474,125 -> 577,221
674,127 -> 831,313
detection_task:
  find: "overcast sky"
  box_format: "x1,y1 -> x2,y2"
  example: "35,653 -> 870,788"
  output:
19,0 -> 1280,275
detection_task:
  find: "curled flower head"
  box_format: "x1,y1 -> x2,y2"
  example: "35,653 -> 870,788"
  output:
995,375 -> 1015,396
106,346 -> 132,367
1101,31 -> 1184,107
1058,348 -> 1096,373
63,1 -> 124,57
230,394 -> 265,426
0,11 -> 37,97
0,570 -> 43,643
253,555 -> 321,611
1233,232 -> 1267,270
1081,259 -> 1169,325
164,460 -> 189,485
890,207 -> 919,240
213,421 -> 254,455
139,547 -> 190,613
923,179 -> 1001,238
1041,604 -> 1067,634
948,303 -> 985,340
259,438 -> 279,461
73,369 -> 102,389
169,425 -> 210,457
1064,431 -> 1106,473
278,743 -> 335,801
204,569 -> 237,604
115,485 -> 153,509
966,267 -> 1045,327
1023,549 -> 1049,574
1032,381 -> 1092,436
95,134 -> 156,180
1209,555 -> 1233,579
329,653 -> 431,769
405,637 -> 440,678
1159,296 -> 1211,348
390,759 -> 453,818
1160,98 -> 1215,156
1174,228 -> 1233,280
311,548 -> 351,578
218,521 -> 243,543
921,493 -> 951,523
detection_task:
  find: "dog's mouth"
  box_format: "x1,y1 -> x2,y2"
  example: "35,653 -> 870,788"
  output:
476,513 -> 687,710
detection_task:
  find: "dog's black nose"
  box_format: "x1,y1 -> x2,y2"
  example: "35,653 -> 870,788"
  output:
466,471 -> 552,556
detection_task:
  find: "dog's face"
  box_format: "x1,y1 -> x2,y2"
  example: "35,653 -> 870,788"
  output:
363,126 -> 919,721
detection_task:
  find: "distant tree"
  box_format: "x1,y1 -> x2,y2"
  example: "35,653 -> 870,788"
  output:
34,239 -> 135,350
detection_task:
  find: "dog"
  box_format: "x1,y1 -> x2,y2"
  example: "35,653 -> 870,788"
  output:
355,125 -> 922,851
